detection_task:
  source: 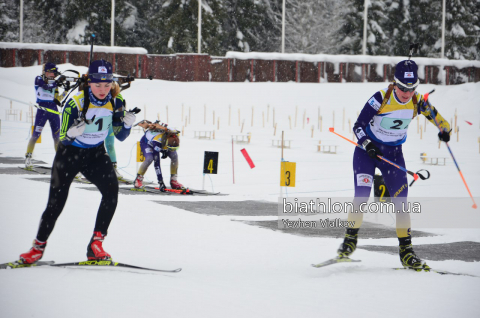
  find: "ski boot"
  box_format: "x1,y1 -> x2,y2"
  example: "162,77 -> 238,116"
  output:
19,239 -> 46,264
170,179 -> 185,190
134,174 -> 144,188
337,228 -> 359,258
112,162 -> 123,180
87,232 -> 112,260
25,153 -> 33,169
399,236 -> 427,270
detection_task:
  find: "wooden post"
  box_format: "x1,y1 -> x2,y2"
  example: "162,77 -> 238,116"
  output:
289,116 -> 292,130
241,120 -> 245,133
251,106 -> 254,127
217,118 -> 220,130
295,106 -> 298,128
262,112 -> 265,128
320,116 -> 323,132
273,108 -> 275,128
20,110 -> 22,121
182,126 -> 184,136
318,106 -> 320,130
439,140 -> 441,149
144,105 -> 147,120
229,105 -> 231,126
303,109 -> 306,129
348,119 -> 351,132
457,126 -> 459,142
157,113 -> 160,121
267,104 -> 270,122
274,123 -> 277,136
420,125 -> 423,139
454,109 -> 457,133
166,105 -> 169,123
213,130 -> 215,140
311,125 -> 314,138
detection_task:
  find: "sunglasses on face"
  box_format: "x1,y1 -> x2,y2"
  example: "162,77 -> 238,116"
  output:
395,79 -> 418,93
89,73 -> 114,81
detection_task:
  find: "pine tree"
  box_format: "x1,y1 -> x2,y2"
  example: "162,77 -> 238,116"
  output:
337,0 -> 364,54
445,0 -> 479,59
149,0 -> 226,55
0,1 -> 20,42
222,0 -> 278,53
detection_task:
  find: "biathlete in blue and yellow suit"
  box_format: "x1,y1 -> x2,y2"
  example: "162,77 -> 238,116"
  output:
337,59 -> 451,269
133,121 -> 182,191
25,62 -> 67,168
19,60 -> 136,265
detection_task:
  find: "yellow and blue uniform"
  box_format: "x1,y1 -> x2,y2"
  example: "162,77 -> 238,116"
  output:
138,130 -> 179,183
350,86 -> 450,238
60,90 -> 130,147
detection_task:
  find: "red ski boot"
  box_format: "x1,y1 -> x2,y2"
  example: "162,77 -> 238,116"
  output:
19,239 -> 46,264
170,179 -> 185,190
134,174 -> 144,188
87,232 -> 112,260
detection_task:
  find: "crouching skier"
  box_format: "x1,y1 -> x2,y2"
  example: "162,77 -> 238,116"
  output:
19,60 -> 136,264
133,121 -> 182,191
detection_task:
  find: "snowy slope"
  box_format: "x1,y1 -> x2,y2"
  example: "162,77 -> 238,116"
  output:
0,64 -> 479,318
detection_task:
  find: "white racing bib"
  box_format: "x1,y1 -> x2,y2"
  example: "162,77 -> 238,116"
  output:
367,109 -> 414,145
36,87 -> 55,102
73,108 -> 113,147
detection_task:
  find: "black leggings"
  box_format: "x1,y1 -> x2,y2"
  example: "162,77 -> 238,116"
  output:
36,143 -> 119,242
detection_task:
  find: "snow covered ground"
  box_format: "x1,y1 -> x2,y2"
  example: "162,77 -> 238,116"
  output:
0,64 -> 479,318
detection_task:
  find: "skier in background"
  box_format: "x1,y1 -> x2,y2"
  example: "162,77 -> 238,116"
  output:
19,60 -> 136,264
105,109 -> 125,180
133,120 -> 183,191
25,62 -> 67,168
337,59 -> 451,269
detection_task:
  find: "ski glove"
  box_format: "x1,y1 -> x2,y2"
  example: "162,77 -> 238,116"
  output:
438,129 -> 451,142
123,112 -> 136,128
160,150 -> 168,159
158,180 -> 166,192
362,139 -> 383,161
66,119 -> 86,139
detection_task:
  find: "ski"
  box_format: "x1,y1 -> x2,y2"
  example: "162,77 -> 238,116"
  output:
18,166 -> 47,175
145,186 -> 220,195
311,257 -> 361,268
117,178 -> 154,186
0,260 -> 54,269
33,165 -> 52,170
50,260 -> 182,273
393,267 -> 478,277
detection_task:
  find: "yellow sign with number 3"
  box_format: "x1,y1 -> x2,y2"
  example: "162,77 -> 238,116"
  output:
280,161 -> 296,187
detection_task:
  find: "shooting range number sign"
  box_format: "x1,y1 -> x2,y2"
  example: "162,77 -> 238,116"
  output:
203,151 -> 219,174
280,161 -> 296,187
136,142 -> 145,162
